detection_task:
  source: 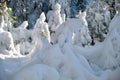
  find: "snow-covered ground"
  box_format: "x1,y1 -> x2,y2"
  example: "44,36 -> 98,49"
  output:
0,2 -> 120,80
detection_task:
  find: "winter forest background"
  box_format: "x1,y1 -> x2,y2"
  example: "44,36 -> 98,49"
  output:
0,0 -> 120,80
5,0 -> 118,41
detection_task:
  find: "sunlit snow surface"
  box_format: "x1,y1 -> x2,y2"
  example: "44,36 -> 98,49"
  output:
0,4 -> 120,80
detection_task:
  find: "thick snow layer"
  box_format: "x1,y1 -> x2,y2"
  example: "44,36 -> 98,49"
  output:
1,6 -> 120,80
13,64 -> 60,80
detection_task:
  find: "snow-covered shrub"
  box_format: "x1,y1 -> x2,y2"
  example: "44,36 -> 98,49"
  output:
10,21 -> 33,55
11,21 -> 30,44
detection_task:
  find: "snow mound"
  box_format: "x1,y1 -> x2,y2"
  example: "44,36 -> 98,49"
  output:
13,64 -> 59,80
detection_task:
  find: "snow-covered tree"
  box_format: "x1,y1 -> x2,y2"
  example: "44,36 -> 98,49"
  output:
73,11 -> 91,46
47,3 -> 63,42
0,16 -> 17,55
86,0 -> 115,42
49,0 -> 70,17
48,3 -> 63,32
34,12 -> 50,43
32,12 -> 50,50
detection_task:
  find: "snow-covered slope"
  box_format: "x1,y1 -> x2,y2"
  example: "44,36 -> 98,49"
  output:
0,3 -> 120,80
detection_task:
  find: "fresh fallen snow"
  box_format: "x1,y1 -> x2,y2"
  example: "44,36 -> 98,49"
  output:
0,4 -> 120,80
